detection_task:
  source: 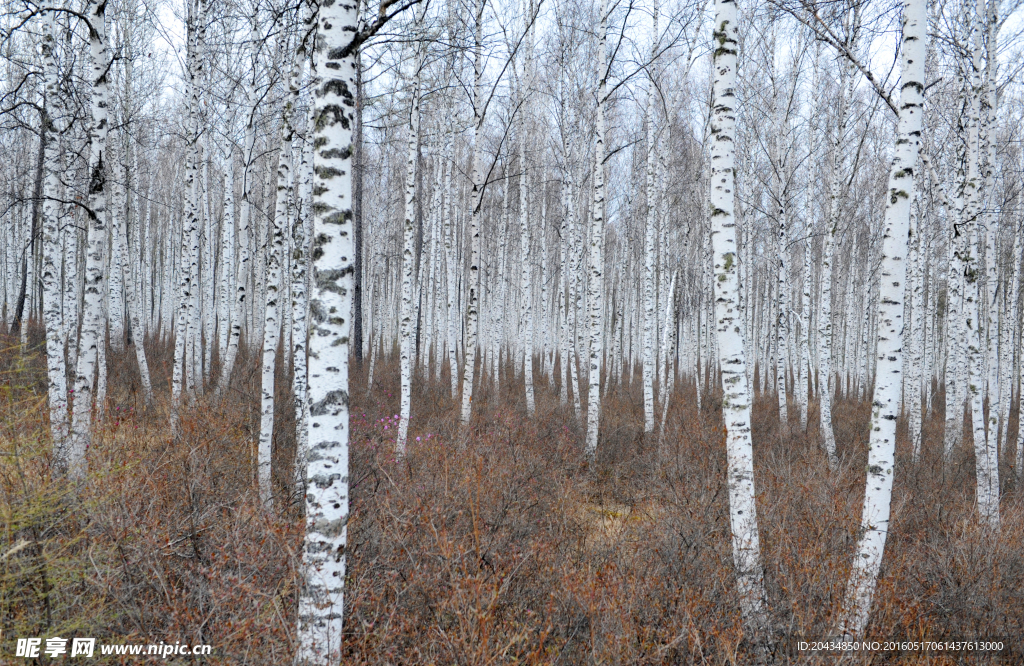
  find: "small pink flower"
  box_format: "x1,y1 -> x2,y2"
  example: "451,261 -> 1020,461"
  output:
416,437 -> 421,441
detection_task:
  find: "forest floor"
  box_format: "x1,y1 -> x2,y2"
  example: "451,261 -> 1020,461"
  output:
2,330 -> 1024,664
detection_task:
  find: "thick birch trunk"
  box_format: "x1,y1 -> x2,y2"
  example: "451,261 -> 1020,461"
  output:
67,0 -> 112,478
296,0 -> 358,657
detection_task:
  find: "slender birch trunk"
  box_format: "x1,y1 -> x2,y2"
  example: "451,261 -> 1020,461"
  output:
116,159 -> 154,406
292,96 -> 314,490
1010,207 -> 1024,477
908,194 -> 925,461
943,181 -> 966,459
171,0 -> 204,435
799,230 -> 811,432
966,223 -> 998,528
584,0 -> 608,461
460,0 -> 486,425
519,3 -> 536,416
216,18 -> 258,398
442,130 -> 459,399
657,273 -> 676,437
258,42 -> 296,509
218,153 -> 235,362
838,0 -> 926,635
108,168 -> 126,353
708,0 -> 768,636
642,0 -> 659,434
40,10 -> 69,454
398,39 -> 423,456
774,144 -> 790,432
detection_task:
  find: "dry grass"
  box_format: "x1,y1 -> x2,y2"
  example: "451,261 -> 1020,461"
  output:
1,330 -> 1023,664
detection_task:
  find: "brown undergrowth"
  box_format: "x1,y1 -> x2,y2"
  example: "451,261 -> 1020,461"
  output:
1,330 -> 1023,664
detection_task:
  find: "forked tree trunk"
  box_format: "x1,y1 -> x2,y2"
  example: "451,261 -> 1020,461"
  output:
68,0 -> 112,478
171,0 -> 205,436
258,34 -> 297,509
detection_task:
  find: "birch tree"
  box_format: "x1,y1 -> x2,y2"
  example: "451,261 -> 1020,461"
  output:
40,7 -> 69,452
708,0 -> 769,637
460,0 -> 487,425
838,0 -> 927,636
67,0 -> 112,478
585,0 -> 609,461
398,24 -> 424,455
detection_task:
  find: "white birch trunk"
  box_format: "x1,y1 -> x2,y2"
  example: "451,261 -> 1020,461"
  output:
966,224 -> 999,528
838,0 -> 926,635
398,45 -> 422,456
292,93 -> 313,490
442,133 -> 459,399
460,0 -> 486,425
642,0 -> 659,434
1009,210 -> 1023,476
67,0 -> 112,478
908,195 -> 925,461
116,161 -> 154,406
218,154 -> 235,362
296,0 -> 358,657
708,0 -> 768,636
657,273 -> 676,437
107,173 -> 125,352
258,55 -> 295,508
799,229 -> 811,432
40,10 -> 69,454
202,150 -> 215,385
584,0 -> 608,461
171,0 -> 204,435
